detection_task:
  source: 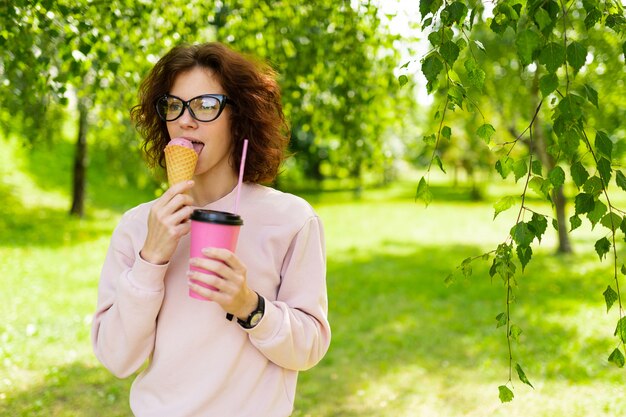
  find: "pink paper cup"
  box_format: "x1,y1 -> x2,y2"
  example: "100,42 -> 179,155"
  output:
189,209 -> 243,300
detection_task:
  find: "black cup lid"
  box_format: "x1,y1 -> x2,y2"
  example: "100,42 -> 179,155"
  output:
190,209 -> 243,225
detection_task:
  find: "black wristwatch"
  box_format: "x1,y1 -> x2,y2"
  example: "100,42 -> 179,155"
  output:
237,292 -> 265,329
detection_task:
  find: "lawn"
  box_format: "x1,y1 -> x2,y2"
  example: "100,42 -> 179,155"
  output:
1,137 -> 625,416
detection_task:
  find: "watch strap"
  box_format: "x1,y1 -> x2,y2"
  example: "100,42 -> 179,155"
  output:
237,292 -> 264,329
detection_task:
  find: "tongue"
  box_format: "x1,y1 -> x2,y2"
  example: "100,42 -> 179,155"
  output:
192,142 -> 204,155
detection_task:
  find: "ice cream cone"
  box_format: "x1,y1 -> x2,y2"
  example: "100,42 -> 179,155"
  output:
165,145 -> 198,186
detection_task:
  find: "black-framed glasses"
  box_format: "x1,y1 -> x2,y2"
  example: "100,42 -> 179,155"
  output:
155,94 -> 234,122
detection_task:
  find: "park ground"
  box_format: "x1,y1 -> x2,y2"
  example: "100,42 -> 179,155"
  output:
1,136 -> 625,416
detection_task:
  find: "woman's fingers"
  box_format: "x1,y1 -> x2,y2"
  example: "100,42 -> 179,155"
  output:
201,248 -> 246,273
189,257 -> 235,281
160,180 -> 194,204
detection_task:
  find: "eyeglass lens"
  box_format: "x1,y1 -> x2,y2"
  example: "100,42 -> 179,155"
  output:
158,95 -> 223,122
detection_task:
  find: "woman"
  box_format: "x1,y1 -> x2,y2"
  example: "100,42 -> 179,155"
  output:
91,42 -> 331,417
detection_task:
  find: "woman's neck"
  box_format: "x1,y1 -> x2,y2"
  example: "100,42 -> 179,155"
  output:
190,170 -> 239,207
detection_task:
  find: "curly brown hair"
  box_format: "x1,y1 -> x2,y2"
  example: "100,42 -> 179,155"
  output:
131,42 -> 290,183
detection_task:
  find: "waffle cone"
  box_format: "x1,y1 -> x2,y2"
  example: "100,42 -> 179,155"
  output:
165,146 -> 198,185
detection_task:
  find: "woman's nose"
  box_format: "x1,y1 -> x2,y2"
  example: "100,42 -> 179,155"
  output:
177,106 -> 197,128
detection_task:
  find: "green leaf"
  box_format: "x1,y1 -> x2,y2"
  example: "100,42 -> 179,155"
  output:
428,27 -> 454,46
614,317 -> 626,343
495,158 -> 514,179
477,123 -> 495,143
583,176 -> 604,196
441,126 -> 452,140
511,222 -> 534,247
433,155 -> 447,173
528,213 -> 548,243
595,237 -> 611,260
569,214 -> 582,231
496,312 -> 507,328
491,243 -> 516,280
460,257 -> 472,277
585,8 -> 602,29
606,14 -> 626,32
456,38 -> 468,52
515,363 -> 534,388
423,134 -> 436,146
515,29 -> 542,66
531,160 -> 542,176
516,244 -> 532,270
583,84 -> 598,108
420,0 -> 443,18
447,84 -> 466,109
465,58 -> 485,90
603,285 -> 618,313
571,162 -> 589,188
623,41 -> 626,59
528,177 -> 551,200
539,73 -> 558,97
494,196 -> 516,219
416,176 -> 433,207
398,75 -> 409,87
601,213 -> 622,232
587,200 -> 607,228
608,348 -> 625,368
555,124 -> 581,157
513,159 -> 528,183
616,170 -> 626,192
498,385 -> 514,403
547,166 -> 565,188
566,41 -> 587,73
558,94 -> 585,120
574,193 -> 595,215
443,1 -> 468,25
597,158 -> 612,185
422,53 -> 444,87
534,8 -> 553,30
595,131 -> 612,160
440,41 -> 460,67
539,42 -> 566,73
510,324 -> 523,342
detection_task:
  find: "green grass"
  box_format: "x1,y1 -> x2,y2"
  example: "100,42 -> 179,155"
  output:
1,137 -> 625,416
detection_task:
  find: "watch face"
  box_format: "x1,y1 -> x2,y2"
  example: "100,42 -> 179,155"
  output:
250,312 -> 263,327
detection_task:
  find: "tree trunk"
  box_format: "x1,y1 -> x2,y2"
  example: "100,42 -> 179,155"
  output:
529,73 -> 572,253
553,185 -> 572,253
70,99 -> 88,217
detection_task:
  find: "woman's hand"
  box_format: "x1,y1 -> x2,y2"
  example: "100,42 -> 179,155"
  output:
140,181 -> 195,265
188,248 -> 258,320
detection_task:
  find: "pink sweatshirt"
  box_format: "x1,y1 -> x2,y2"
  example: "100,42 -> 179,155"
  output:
92,183 -> 331,416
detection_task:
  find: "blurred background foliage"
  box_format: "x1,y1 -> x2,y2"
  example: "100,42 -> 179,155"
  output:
2,1 -> 624,217
0,0 -> 421,215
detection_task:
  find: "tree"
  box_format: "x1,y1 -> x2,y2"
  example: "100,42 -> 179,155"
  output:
401,0 -> 626,401
215,0 -> 413,189
1,1 -> 415,213
0,0 -> 219,216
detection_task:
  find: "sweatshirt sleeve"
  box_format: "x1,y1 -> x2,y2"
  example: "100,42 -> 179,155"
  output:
91,213 -> 167,378
246,215 -> 331,371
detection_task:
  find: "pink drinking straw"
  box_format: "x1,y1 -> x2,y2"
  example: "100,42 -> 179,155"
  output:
233,139 -> 249,214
